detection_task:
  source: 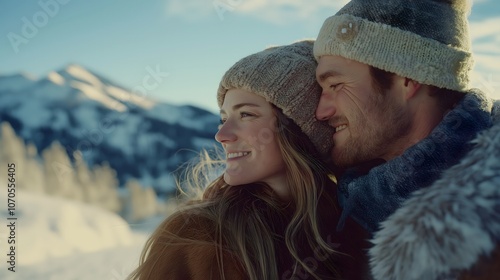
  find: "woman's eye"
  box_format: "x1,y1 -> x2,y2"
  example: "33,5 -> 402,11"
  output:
240,112 -> 254,118
218,119 -> 226,129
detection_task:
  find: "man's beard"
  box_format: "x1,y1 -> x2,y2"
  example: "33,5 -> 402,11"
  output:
332,92 -> 411,169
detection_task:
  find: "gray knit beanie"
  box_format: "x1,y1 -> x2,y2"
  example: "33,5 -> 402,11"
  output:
217,40 -> 334,157
314,0 -> 474,92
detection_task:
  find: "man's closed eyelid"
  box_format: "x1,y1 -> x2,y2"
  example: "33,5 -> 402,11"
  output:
332,83 -> 344,90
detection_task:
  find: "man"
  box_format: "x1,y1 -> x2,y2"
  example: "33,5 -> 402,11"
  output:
313,0 -> 500,279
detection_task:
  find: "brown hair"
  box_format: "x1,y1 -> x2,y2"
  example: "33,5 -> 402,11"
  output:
369,66 -> 465,111
369,65 -> 395,94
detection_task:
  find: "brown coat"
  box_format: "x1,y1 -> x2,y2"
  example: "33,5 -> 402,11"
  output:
318,191 -> 372,280
142,212 -> 247,280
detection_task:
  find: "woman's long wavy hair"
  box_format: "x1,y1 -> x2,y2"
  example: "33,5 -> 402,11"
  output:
128,107 -> 341,280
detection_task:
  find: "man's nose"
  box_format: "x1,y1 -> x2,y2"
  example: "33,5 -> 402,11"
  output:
315,92 -> 336,121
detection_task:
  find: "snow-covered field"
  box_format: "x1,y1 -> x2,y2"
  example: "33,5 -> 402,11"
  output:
0,191 -> 168,280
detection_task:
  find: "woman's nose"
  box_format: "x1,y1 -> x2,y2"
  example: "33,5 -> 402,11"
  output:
215,121 -> 237,143
315,92 -> 336,121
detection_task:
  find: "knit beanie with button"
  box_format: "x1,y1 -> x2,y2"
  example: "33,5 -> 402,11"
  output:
314,0 -> 474,92
217,40 -> 334,157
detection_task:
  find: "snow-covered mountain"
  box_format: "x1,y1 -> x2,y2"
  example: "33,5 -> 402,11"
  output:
0,64 -> 220,194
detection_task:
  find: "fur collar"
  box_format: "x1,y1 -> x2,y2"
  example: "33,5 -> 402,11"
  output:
369,100 -> 500,280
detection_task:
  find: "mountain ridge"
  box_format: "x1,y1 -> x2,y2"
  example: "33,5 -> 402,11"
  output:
0,64 -> 220,194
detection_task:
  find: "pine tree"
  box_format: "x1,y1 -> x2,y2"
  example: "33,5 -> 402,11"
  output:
42,141 -> 83,201
124,179 -> 158,222
74,151 -> 99,204
93,162 -> 121,213
24,143 -> 46,193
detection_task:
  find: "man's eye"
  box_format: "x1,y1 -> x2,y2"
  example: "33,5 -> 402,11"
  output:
330,84 -> 342,90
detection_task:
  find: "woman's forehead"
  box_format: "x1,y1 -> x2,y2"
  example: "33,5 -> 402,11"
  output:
221,89 -> 270,110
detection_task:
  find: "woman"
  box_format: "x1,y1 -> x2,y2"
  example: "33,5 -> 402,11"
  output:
128,40 -> 370,280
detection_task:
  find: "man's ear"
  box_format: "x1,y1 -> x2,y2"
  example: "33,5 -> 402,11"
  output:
403,78 -> 422,100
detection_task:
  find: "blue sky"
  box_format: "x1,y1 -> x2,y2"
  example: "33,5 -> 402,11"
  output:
1,0 -> 499,114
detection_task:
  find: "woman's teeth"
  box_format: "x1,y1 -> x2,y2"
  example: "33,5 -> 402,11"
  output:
227,152 -> 250,159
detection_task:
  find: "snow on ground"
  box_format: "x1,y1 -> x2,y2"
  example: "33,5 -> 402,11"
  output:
0,191 -> 169,280
2,244 -> 145,280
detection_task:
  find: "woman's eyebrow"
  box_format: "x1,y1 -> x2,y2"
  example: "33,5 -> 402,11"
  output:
220,103 -> 260,114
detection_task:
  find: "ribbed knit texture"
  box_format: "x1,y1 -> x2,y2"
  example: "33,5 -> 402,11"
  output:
314,0 -> 474,92
217,40 -> 334,157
